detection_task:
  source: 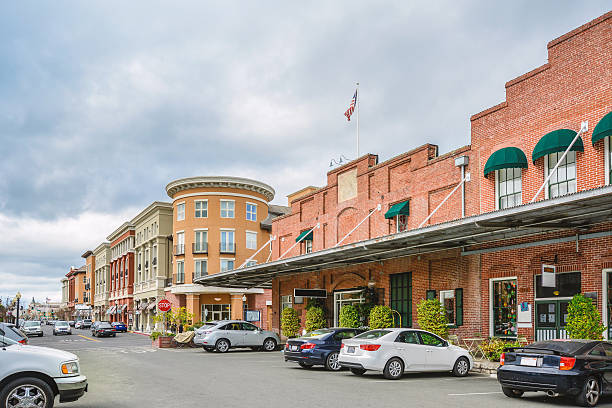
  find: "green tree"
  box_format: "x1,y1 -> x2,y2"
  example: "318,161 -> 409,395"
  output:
369,305 -> 394,329
339,304 -> 360,328
416,299 -> 448,339
305,306 -> 326,332
566,294 -> 606,340
281,307 -> 300,338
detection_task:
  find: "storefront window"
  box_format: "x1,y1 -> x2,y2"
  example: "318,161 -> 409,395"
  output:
281,295 -> 292,311
334,290 -> 365,326
201,304 -> 230,321
548,151 -> 577,198
492,279 -> 517,337
535,272 -> 581,298
440,290 -> 455,325
498,168 -> 522,209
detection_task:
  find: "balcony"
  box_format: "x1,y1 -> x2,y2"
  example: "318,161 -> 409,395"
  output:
174,244 -> 185,256
193,272 -> 208,281
192,242 -> 208,254
219,242 -> 236,254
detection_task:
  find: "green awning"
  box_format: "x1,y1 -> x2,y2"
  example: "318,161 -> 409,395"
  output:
483,147 -> 528,177
384,200 -> 410,219
592,111 -> 612,146
532,129 -> 584,163
295,229 -> 313,242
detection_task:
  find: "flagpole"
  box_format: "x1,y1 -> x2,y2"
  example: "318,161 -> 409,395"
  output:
356,82 -> 360,158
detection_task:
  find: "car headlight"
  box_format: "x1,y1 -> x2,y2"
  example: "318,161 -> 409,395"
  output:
60,361 -> 80,375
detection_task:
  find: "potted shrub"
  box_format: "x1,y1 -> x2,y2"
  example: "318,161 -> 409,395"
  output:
281,307 -> 300,338
416,299 -> 448,339
150,331 -> 176,348
305,306 -> 326,332
339,304 -> 360,328
566,294 -> 606,340
369,305 -> 394,329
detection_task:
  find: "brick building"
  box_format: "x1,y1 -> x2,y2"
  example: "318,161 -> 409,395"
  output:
107,223 -> 135,326
198,12 -> 612,342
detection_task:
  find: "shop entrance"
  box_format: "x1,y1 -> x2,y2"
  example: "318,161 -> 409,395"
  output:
390,272 -> 412,328
535,300 -> 570,341
333,290 -> 365,327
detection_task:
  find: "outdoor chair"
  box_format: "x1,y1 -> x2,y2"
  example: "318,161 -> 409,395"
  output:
447,334 -> 460,345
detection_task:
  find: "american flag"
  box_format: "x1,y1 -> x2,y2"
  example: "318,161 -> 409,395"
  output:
344,90 -> 357,121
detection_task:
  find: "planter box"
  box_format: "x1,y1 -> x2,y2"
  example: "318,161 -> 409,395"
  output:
152,336 -> 175,348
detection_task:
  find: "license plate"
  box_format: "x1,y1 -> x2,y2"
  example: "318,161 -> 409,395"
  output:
291,345 -> 299,351
520,357 -> 538,366
347,346 -> 355,353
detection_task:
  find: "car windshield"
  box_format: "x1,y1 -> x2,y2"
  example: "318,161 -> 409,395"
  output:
56,322 -> 69,327
354,330 -> 392,339
98,323 -> 112,328
24,321 -> 40,327
302,329 -> 334,338
199,324 -> 217,330
113,322 -> 125,326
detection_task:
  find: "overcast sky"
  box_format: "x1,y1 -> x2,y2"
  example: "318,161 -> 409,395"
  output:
0,1 -> 609,306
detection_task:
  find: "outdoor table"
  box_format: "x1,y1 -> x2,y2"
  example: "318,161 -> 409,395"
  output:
462,337 -> 486,359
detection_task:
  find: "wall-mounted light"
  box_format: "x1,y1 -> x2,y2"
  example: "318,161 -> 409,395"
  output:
214,297 -> 221,302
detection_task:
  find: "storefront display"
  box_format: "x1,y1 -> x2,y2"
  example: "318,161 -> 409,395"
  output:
493,279 -> 517,337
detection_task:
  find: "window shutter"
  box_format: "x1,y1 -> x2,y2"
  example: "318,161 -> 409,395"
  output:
426,290 -> 436,300
455,288 -> 463,326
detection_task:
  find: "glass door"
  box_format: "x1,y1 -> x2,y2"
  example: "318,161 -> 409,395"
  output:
390,272 -> 412,328
333,290 -> 365,326
535,300 -> 570,341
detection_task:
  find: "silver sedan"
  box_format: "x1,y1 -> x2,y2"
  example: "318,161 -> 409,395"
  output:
194,320 -> 280,353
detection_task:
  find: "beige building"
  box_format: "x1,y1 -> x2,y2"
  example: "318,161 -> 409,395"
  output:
59,278 -> 69,320
93,242 -> 111,321
131,201 -> 173,332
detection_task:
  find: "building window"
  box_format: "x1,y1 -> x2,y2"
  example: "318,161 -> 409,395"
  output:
194,259 -> 207,279
195,200 -> 208,218
334,290 -> 365,326
547,151 -> 576,198
497,168 -> 522,209
220,259 -> 234,272
177,202 -> 185,221
176,261 -> 184,284
176,232 -> 185,255
202,304 -> 230,321
491,279 -> 517,337
304,239 -> 313,254
606,136 -> 611,185
246,260 -> 257,267
246,203 -> 257,221
220,200 -> 235,218
535,271 -> 581,299
194,230 -> 208,253
220,230 -> 235,252
396,214 -> 408,233
281,295 -> 293,311
246,231 -> 257,250
440,290 -> 455,325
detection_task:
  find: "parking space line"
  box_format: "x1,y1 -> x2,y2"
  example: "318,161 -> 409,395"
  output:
448,392 -> 502,396
78,334 -> 102,343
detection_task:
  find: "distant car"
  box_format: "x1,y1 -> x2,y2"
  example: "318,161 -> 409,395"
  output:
47,320 -> 55,326
284,328 -> 365,371
0,334 -> 88,407
74,320 -> 84,329
498,339 -> 612,407
22,321 -> 44,337
111,322 -> 127,332
194,320 -> 280,353
339,328 -> 473,380
68,320 -> 75,327
0,323 -> 28,344
81,319 -> 92,329
92,321 -> 116,337
53,321 -> 72,336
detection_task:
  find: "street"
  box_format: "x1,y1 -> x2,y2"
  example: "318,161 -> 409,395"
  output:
24,326 -> 609,408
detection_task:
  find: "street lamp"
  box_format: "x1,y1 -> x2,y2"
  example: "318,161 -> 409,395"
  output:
15,292 -> 21,325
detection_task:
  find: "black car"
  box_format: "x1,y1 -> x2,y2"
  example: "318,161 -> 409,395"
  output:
498,339 -> 612,406
284,328 -> 364,371
92,321 -> 116,337
0,323 -> 28,345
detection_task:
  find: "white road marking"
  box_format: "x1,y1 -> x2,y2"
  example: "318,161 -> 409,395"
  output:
448,392 -> 503,396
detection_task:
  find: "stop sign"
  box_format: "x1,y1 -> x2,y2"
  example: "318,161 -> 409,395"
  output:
157,299 -> 171,312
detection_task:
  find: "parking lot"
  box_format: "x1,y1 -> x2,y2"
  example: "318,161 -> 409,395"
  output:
25,325 -> 612,407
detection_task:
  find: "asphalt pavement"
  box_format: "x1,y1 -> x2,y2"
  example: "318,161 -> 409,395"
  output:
24,325 -> 612,408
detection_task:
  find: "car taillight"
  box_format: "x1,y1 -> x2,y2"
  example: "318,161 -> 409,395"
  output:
340,343 -> 345,348
360,344 -> 381,351
559,357 -> 576,370
300,342 -> 316,350
19,339 -> 27,344
284,343 -> 289,350
500,353 -> 505,366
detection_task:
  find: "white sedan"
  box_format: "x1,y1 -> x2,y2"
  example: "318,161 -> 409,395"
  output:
339,328 -> 473,380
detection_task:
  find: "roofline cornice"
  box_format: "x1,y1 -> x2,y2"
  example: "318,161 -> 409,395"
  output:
130,201 -> 173,225
165,176 -> 275,202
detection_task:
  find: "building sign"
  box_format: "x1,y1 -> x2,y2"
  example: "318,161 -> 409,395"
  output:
294,289 -> 327,298
245,310 -> 261,322
541,265 -> 556,287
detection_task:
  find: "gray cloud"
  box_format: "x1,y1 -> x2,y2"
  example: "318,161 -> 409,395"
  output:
0,0 -> 609,302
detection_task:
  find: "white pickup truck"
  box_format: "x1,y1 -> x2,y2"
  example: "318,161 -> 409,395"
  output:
0,331 -> 88,407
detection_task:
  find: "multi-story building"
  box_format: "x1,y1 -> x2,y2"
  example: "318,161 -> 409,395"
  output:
66,266 -> 87,320
132,202 -> 173,332
93,242 -> 111,321
59,277 -> 69,320
81,250 -> 95,311
107,223 -> 135,326
198,12 -> 612,342
166,176 -> 289,327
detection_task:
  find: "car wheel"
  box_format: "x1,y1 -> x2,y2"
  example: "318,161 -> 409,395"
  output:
350,368 -> 366,376
501,386 -> 524,398
262,338 -> 277,352
452,357 -> 470,377
576,376 -> 600,407
215,338 -> 230,353
298,362 -> 313,369
325,351 -> 341,371
0,376 -> 54,408
383,357 -> 404,380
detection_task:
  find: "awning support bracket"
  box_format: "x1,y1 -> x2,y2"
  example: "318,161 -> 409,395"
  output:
278,223 -> 320,260
418,173 -> 470,229
238,235 -> 277,269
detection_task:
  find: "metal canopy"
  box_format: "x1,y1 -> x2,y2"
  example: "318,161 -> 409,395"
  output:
195,185 -> 612,289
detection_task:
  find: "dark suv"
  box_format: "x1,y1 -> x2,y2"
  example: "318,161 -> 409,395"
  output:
92,321 -> 116,337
